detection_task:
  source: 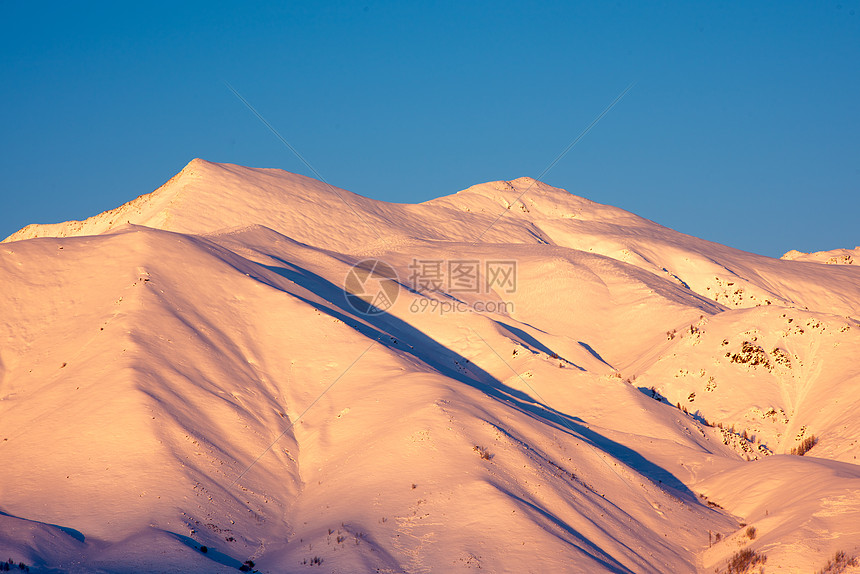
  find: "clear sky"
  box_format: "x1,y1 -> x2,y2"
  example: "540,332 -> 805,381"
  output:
2,1 -> 858,257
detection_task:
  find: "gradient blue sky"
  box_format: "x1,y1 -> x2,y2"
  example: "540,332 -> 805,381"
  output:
2,1 -> 858,256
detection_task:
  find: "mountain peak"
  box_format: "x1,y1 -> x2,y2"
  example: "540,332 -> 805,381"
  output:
2,159 -> 375,247
780,246 -> 859,265
2,163 -> 605,251
456,176 -> 566,197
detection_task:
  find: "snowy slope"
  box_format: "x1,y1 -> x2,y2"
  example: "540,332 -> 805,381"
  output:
8,160 -> 858,320
781,246 -> 859,266
1,160 -> 858,573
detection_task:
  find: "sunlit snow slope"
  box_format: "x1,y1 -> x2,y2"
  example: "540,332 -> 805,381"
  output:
2,159 -> 858,573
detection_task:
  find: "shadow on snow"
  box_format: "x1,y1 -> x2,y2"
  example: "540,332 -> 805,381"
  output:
260,257 -> 698,503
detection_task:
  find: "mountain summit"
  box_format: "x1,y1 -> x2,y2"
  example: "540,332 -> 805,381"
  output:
4,159 -> 635,252
1,161 -> 858,573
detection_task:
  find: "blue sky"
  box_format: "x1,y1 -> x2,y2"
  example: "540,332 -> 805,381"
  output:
2,1 -> 858,256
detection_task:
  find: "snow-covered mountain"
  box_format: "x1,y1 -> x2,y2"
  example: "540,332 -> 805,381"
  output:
1,159 -> 858,573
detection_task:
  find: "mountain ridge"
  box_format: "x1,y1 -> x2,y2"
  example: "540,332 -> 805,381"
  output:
6,159 -> 858,321
1,160 -> 858,573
